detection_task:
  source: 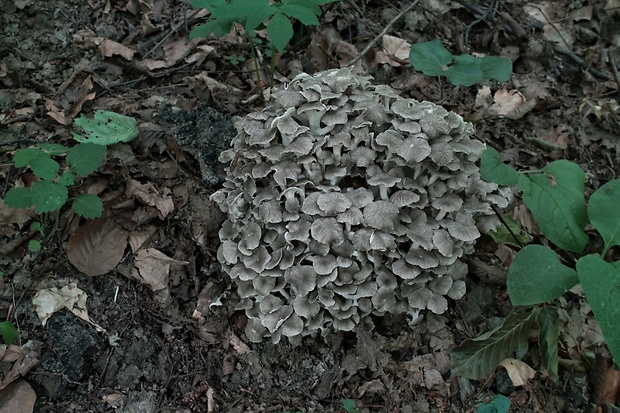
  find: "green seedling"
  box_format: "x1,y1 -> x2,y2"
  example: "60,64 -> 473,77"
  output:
342,399 -> 360,413
476,395 -> 510,413
0,320 -> 19,345
409,40 -> 512,98
28,221 -> 43,252
452,147 -> 620,382
190,0 -> 339,84
3,110 -> 138,250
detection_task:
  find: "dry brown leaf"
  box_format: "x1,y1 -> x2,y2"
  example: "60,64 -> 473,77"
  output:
499,358 -> 536,386
0,346 -> 39,391
129,248 -> 188,291
0,380 -> 36,413
125,178 -> 174,219
375,35 -> 411,67
488,89 -> 527,117
67,217 -> 129,276
128,224 -> 158,253
98,39 -> 135,60
31,283 -> 105,332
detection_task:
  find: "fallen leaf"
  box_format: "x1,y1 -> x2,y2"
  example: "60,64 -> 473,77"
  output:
0,346 -> 39,390
67,217 -> 129,276
375,35 -> 411,67
129,248 -> 188,291
125,179 -> 174,219
31,283 -> 106,332
488,89 -> 527,117
0,380 -> 36,413
98,39 -> 135,60
499,358 -> 536,386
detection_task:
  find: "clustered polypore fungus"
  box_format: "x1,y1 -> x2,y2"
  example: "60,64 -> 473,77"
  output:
212,68 -> 511,344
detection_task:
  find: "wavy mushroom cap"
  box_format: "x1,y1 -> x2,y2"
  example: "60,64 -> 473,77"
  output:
211,68 -> 511,343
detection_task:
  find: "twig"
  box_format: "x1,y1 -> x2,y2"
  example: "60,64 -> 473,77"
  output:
606,49 -> 620,89
345,0 -> 421,68
464,0 -> 498,46
554,47 -> 611,81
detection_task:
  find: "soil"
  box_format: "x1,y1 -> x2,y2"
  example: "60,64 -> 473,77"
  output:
1,0 -> 619,412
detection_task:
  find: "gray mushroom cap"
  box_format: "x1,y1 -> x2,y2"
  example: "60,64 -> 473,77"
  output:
211,67 -> 512,343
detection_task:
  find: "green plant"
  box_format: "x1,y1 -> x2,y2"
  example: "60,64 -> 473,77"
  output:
342,399 -> 360,413
190,0 -> 338,84
409,40 -> 512,98
0,320 -> 19,345
476,395 -> 510,413
452,147 -> 620,382
3,110 -> 138,221
28,221 -> 43,252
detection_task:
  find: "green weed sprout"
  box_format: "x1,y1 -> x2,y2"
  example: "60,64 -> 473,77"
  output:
0,320 -> 19,345
452,147 -> 620,382
409,40 -> 512,98
4,110 -> 138,219
476,395 -> 510,413
190,0 -> 339,84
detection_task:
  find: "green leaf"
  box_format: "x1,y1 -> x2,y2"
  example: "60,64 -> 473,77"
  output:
13,148 -> 47,168
507,245 -> 579,305
342,399 -> 358,413
67,143 -> 106,175
538,306 -> 559,383
191,0 -> 224,9
0,321 -> 19,345
31,180 -> 68,214
517,161 -> 588,253
28,239 -> 42,252
4,187 -> 33,209
268,11 -> 294,52
279,4 -> 320,26
245,3 -> 276,32
409,39 -> 453,77
57,171 -> 76,187
72,194 -> 103,218
73,110 -> 139,145
29,157 -> 60,180
487,215 -> 533,247
576,255 -> 620,365
480,56 -> 513,82
588,180 -> 620,256
37,143 -> 68,156
445,54 -> 484,87
451,310 -> 538,380
479,146 -> 519,185
476,395 -> 510,413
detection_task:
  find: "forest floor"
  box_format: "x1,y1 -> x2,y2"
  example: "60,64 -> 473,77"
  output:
1,0 -> 619,412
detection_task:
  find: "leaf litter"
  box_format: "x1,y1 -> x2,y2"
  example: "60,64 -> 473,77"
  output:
1,0 -> 620,411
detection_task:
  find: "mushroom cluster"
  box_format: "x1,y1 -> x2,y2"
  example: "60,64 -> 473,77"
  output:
212,68 -> 511,344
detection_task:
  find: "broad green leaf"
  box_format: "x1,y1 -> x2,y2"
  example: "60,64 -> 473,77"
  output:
445,54 -> 484,86
245,3 -> 276,32
538,306 -> 559,383
576,255 -> 620,364
57,171 -> 76,187
191,0 -> 225,9
479,146 -> 519,185
268,12 -> 294,52
4,187 -> 33,209
67,143 -> 106,175
280,4 -> 320,26
0,321 -> 19,345
28,239 -> 42,252
190,21 -> 232,38
451,310 -> 538,380
73,110 -> 139,145
31,180 -> 68,214
476,395 -> 510,413
13,148 -> 47,168
29,157 -> 60,180
72,194 -> 103,219
37,143 -> 68,155
480,56 -> 513,82
588,180 -> 620,256
342,399 -> 357,412
488,215 -> 533,247
507,244 -> 579,305
517,161 -> 587,253
409,39 -> 453,77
